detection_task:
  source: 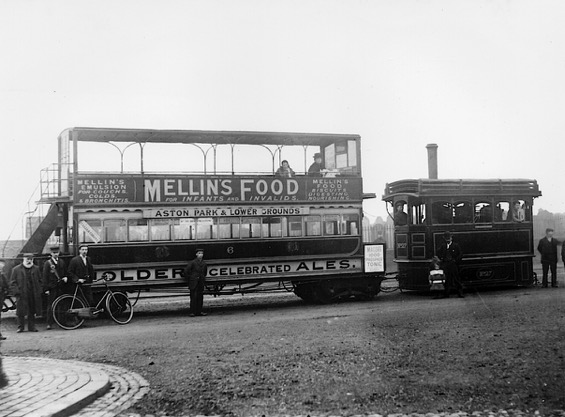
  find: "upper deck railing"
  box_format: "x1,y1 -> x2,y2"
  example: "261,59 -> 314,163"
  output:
383,178 -> 541,199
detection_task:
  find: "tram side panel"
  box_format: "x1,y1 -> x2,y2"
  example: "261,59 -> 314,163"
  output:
395,228 -> 535,290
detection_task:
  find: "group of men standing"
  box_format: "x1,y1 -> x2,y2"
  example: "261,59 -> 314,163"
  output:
0,244 -> 95,336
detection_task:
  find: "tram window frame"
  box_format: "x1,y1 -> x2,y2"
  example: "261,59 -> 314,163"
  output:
218,217 -> 240,239
196,218 -> 215,240
410,203 -> 426,225
394,201 -> 409,226
453,201 -> 473,224
128,219 -> 149,241
241,217 -> 261,238
495,201 -> 511,222
305,215 -> 321,236
510,199 -> 529,222
150,219 -> 171,241
323,214 -> 341,236
287,216 -> 303,237
474,201 -> 493,223
173,218 -> 195,241
104,219 -> 127,242
262,217 -> 283,238
78,219 -> 102,243
342,214 -> 359,235
431,201 -> 453,225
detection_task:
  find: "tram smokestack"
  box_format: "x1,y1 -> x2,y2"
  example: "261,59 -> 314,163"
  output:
426,143 -> 438,179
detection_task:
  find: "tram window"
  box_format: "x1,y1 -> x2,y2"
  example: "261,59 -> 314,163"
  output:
173,219 -> 194,240
151,219 -> 171,241
510,200 -> 528,222
78,219 -> 102,243
475,202 -> 493,223
453,201 -> 473,224
431,201 -> 453,224
324,214 -> 341,236
196,218 -> 214,240
410,204 -> 426,225
262,217 -> 283,238
342,214 -> 359,235
287,217 -> 303,237
305,215 -> 321,236
394,202 -> 408,226
495,201 -> 511,222
128,219 -> 149,241
218,218 -> 240,239
104,219 -> 126,242
241,217 -> 261,238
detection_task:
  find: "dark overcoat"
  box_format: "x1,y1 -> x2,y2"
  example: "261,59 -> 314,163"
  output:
67,255 -> 95,283
10,264 -> 43,316
184,258 -> 208,291
537,237 -> 560,264
43,257 -> 72,293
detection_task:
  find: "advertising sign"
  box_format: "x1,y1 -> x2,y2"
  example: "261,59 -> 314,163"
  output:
97,258 -> 363,283
74,174 -> 362,206
364,244 -> 385,273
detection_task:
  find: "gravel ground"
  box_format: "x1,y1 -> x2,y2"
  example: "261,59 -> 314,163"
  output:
2,269 -> 565,417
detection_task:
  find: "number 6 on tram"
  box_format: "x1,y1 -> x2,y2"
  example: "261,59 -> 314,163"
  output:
383,178 -> 541,290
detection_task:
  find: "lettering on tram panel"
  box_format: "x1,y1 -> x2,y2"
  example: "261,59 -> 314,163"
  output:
97,259 -> 361,282
307,178 -> 351,201
75,177 -> 135,204
143,206 -> 310,218
74,175 -> 363,205
143,178 -> 300,202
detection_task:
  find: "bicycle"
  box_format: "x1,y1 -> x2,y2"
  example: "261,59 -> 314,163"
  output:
51,273 -> 133,330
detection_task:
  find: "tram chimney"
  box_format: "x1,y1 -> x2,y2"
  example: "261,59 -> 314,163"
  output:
426,143 -> 438,179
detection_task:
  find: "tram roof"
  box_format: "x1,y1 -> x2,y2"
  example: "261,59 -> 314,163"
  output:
383,178 -> 542,199
61,127 -> 361,147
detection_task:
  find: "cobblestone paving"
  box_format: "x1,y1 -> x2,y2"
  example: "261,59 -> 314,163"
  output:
1,356 -> 109,417
0,356 -> 149,417
76,362 -> 150,417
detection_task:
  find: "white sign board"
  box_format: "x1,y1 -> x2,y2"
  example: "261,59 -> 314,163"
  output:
364,244 -> 385,273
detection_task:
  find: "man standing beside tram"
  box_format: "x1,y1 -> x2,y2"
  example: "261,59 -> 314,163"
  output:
436,231 -> 464,298
537,228 -> 560,288
185,248 -> 208,317
43,245 -> 71,330
68,244 -> 96,305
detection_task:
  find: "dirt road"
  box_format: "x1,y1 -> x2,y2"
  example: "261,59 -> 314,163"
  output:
1,282 -> 564,416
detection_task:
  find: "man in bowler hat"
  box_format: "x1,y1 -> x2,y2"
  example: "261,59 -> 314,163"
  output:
308,153 -> 325,176
184,248 -> 208,316
43,245 -> 71,329
436,231 -> 464,298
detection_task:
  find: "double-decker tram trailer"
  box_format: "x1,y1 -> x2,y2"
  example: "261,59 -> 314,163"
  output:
383,178 -> 541,291
39,128 -> 384,304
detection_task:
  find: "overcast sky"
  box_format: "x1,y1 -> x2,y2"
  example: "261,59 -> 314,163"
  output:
1,0 -> 564,241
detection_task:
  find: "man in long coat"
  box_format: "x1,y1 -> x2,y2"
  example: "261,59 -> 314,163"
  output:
43,246 -> 70,330
184,248 -> 208,317
537,228 -> 560,288
11,253 -> 43,332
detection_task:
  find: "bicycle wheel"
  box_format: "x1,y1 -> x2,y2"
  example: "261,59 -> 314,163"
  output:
52,294 -> 86,330
105,292 -> 133,325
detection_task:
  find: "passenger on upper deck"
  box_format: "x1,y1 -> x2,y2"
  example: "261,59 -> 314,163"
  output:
275,160 -> 295,178
394,203 -> 408,226
308,153 -> 325,177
